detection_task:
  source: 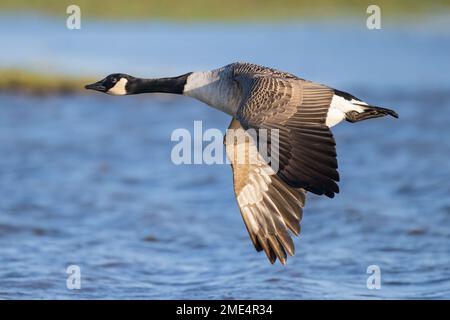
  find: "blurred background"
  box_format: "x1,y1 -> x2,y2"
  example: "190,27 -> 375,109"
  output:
0,0 -> 449,299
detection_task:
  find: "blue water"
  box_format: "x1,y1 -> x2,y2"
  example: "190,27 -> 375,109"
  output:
0,15 -> 450,299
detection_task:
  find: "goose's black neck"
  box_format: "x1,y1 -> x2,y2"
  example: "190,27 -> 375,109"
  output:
128,72 -> 192,95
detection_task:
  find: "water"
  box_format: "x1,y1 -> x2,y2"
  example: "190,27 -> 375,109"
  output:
0,15 -> 450,299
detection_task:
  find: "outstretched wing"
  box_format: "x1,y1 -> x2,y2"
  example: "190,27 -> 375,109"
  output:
233,68 -> 340,198
225,118 -> 305,265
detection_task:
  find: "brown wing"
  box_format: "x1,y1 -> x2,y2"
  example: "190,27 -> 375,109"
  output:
225,118 -> 305,265
230,62 -> 300,80
234,71 -> 339,198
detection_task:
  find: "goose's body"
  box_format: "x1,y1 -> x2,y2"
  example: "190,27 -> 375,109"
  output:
86,62 -> 398,265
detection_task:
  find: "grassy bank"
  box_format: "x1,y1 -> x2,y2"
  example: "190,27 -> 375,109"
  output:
0,69 -> 94,95
0,0 -> 449,20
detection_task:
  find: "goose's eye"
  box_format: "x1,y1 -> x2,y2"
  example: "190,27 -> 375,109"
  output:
111,77 -> 117,84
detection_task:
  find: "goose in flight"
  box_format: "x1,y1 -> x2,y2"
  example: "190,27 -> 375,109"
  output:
86,62 -> 398,265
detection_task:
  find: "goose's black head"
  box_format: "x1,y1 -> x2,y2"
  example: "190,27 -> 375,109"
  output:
85,72 -> 191,95
85,73 -> 135,95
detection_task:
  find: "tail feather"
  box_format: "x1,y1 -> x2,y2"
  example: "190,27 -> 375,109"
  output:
333,89 -> 398,123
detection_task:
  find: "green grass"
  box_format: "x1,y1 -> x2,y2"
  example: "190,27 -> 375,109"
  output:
1,1 -> 448,94
0,0 -> 449,20
0,69 -> 94,95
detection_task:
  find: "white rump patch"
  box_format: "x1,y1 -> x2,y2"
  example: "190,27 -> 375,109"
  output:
326,94 -> 367,127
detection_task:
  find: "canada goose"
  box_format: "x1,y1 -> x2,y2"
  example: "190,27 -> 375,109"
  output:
86,62 -> 398,265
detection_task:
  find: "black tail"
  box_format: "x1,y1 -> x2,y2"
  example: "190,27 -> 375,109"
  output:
346,103 -> 398,123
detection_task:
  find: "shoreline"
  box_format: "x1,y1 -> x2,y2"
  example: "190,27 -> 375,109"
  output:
1,1 -> 449,21
0,69 -> 95,95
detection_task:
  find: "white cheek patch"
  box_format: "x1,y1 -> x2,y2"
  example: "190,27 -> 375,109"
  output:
107,78 -> 128,95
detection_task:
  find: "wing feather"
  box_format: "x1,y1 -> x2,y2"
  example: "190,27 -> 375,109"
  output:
225,118 -> 305,265
233,66 -> 340,197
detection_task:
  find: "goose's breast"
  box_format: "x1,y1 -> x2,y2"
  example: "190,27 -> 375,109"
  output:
183,71 -> 241,115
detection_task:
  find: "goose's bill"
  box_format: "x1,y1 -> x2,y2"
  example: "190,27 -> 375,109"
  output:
85,80 -> 106,92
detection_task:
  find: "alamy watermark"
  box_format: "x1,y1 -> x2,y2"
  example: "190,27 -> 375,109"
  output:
171,121 -> 279,172
66,5 -> 81,30
366,264 -> 381,290
366,5 -> 382,30
66,264 -> 81,290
